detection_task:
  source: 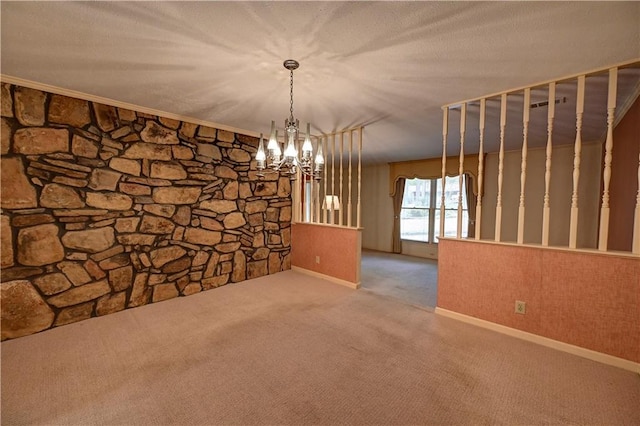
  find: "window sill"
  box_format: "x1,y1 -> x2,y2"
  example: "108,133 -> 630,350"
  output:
401,239 -> 437,245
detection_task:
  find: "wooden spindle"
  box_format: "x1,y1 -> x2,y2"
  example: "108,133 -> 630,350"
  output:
457,103 -> 466,239
316,180 -> 321,224
310,136 -> 317,223
331,134 -> 336,225
634,152 -> 640,254
542,82 -> 555,246
296,139 -> 303,222
298,169 -> 303,223
339,132 -> 344,226
440,108 -> 449,238
291,167 -> 304,222
598,68 -> 617,251
348,130 -> 353,227
322,136 -> 328,224
291,136 -> 299,223
317,138 -> 323,222
310,148 -> 315,223
517,88 -> 531,244
569,76 -> 585,249
315,137 -> 322,222
304,169 -> 316,223
495,94 -> 507,242
475,99 -> 486,240
357,127 -> 363,229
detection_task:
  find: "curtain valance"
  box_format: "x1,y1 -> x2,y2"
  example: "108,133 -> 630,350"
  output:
389,155 -> 480,196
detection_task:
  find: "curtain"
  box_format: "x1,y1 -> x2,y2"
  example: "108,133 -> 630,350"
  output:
465,174 -> 477,238
392,177 -> 406,253
389,155 -> 479,197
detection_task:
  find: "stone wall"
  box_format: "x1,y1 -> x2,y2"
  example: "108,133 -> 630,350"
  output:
0,83 -> 292,340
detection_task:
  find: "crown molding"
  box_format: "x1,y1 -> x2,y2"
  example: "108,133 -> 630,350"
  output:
0,74 -> 260,138
442,57 -> 640,108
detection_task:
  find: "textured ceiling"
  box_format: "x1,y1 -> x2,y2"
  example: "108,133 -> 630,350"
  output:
1,1 -> 639,164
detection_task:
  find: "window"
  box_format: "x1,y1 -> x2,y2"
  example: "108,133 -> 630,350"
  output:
400,175 -> 468,243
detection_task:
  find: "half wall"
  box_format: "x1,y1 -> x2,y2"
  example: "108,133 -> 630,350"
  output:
291,223 -> 361,288
438,238 -> 639,364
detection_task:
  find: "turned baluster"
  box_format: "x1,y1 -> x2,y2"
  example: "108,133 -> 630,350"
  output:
569,76 -> 585,249
598,68 -> 617,251
517,88 -> 531,244
475,99 -> 486,240
440,108 -> 449,238
495,94 -> 507,242
542,82 -> 556,246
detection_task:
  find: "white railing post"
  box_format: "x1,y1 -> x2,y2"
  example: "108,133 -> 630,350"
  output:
298,168 -> 303,223
634,152 -> 640,254
338,132 -> 344,226
440,108 -> 449,238
517,88 -> 531,244
357,128 -> 362,229
598,67 -> 617,251
330,134 -> 336,224
348,130 -> 353,228
296,137 -> 303,223
495,94 -> 507,242
542,82 -> 556,246
292,136 -> 300,223
457,103 -> 466,239
569,76 -> 586,249
475,99 -> 486,240
322,136 -> 328,224
309,157 -> 314,223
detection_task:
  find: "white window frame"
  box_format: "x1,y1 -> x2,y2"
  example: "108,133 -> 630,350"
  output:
401,175 -> 468,243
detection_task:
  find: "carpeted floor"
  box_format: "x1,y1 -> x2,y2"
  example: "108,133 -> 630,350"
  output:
1,270 -> 639,425
361,249 -> 438,309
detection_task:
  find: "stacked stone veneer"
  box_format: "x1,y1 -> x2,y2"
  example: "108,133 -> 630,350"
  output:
0,83 -> 292,340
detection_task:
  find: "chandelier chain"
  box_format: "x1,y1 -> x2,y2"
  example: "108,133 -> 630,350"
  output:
289,69 -> 295,123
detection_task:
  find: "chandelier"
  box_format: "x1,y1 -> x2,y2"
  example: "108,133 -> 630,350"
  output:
255,59 -> 324,180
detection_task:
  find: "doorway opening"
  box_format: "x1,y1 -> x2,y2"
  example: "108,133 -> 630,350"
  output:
360,249 -> 437,309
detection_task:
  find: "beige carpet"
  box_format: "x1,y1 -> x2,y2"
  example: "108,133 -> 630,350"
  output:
361,249 -> 438,309
1,270 -> 639,425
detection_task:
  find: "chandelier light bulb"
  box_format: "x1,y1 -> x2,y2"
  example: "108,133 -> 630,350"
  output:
315,141 -> 324,165
267,120 -> 279,151
302,122 -> 313,156
256,134 -> 266,162
284,138 -> 297,159
270,130 -> 281,158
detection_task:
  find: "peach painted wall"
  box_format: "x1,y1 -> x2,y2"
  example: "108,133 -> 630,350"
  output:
291,223 -> 361,284
438,238 -> 640,363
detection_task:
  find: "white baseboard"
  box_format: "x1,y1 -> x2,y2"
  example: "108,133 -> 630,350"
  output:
291,266 -> 360,289
435,307 -> 640,374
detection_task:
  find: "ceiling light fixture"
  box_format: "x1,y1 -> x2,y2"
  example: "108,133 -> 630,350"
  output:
256,59 -> 324,180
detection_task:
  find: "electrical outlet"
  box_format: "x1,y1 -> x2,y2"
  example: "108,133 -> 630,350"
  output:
315,256 -> 320,264
515,300 -> 526,315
